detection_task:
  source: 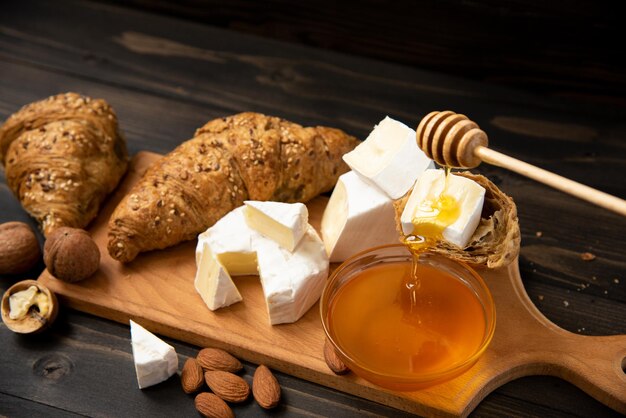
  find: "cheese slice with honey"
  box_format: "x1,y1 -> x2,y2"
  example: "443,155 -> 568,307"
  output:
195,206 -> 329,324
130,320 -> 178,389
400,169 -> 485,248
321,171 -> 399,262
244,201 -> 308,251
342,116 -> 435,199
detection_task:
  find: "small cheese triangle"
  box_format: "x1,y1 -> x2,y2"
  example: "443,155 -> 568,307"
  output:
130,320 -> 178,389
194,242 -> 243,311
244,201 -> 308,251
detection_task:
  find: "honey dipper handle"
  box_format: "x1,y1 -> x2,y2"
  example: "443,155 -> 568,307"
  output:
474,146 -> 626,216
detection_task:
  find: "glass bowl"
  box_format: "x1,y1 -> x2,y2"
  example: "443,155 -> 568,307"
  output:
320,244 -> 496,391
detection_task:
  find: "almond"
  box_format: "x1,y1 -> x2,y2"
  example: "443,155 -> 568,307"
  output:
324,339 -> 350,375
197,348 -> 242,372
252,365 -> 281,409
194,392 -> 234,418
204,370 -> 249,403
181,358 -> 204,394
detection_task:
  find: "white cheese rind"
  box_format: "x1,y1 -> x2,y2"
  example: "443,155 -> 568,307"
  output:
196,208 -> 258,276
321,171 -> 399,262
244,201 -> 308,251
130,320 -> 178,389
257,225 -> 329,325
194,242 -> 243,311
342,116 -> 435,199
400,169 -> 485,248
194,206 -> 329,325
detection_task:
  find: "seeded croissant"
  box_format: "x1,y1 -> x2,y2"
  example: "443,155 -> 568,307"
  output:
0,93 -> 128,236
394,171 -> 521,268
108,112 -> 358,262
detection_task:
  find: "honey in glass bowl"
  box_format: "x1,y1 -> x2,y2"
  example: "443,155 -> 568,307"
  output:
320,244 -> 495,391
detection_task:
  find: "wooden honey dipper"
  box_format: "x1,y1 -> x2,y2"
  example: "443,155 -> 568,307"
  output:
416,111 -> 626,216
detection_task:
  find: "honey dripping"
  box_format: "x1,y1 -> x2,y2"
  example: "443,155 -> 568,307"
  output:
402,166 -> 461,313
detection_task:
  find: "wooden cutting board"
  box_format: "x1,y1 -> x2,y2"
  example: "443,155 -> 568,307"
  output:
38,152 -> 626,417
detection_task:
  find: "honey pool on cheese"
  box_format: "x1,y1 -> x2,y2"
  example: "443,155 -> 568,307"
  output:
400,169 -> 485,248
195,205 -> 329,325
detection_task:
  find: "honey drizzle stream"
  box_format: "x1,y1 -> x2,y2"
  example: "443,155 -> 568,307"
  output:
402,166 -> 460,313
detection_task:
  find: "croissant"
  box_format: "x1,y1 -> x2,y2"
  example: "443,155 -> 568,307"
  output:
108,112 -> 358,262
0,93 -> 128,236
394,171 -> 521,268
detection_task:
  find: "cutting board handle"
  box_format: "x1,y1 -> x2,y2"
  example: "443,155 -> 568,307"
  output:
534,332 -> 626,414
506,262 -> 626,414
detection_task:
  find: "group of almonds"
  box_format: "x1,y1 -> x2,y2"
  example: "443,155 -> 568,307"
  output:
181,347 -> 280,418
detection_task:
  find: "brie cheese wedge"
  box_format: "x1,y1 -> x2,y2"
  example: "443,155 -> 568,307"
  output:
400,169 -> 485,248
130,320 -> 178,389
196,208 -> 258,276
244,200 -> 308,251
194,206 -> 329,324
342,116 -> 434,199
321,171 -> 399,262
256,225 -> 329,325
194,242 -> 243,311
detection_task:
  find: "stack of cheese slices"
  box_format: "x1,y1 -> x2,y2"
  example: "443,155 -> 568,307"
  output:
322,116 -> 486,261
194,201 -> 328,325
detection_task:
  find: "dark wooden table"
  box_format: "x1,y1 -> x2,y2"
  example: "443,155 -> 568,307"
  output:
1,1 -> 625,417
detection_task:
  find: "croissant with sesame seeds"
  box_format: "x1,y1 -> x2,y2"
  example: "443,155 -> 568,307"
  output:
107,112 -> 358,262
0,93 -> 128,236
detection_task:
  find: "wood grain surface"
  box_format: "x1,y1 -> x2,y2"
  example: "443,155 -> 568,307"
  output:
37,151 -> 626,417
1,0 -> 625,417
96,0 -> 626,109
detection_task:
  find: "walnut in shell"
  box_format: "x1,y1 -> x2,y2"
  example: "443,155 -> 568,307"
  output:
44,227 -> 100,282
1,280 -> 58,334
0,222 -> 41,274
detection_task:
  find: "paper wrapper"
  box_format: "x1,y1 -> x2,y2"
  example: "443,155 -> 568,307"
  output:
394,171 -> 520,269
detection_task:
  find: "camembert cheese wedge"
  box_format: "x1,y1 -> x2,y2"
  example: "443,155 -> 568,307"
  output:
130,320 -> 178,389
400,169 -> 485,248
342,116 -> 434,199
321,171 -> 398,262
256,225 -> 328,325
196,207 -> 258,276
244,200 -> 308,251
194,242 -> 243,311
195,205 -> 329,325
